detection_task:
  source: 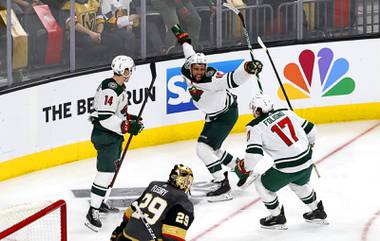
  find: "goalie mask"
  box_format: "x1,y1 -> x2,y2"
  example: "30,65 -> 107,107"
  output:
249,93 -> 274,117
111,55 -> 135,79
168,164 -> 194,193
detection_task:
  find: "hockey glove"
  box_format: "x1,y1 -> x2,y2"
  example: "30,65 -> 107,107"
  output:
233,159 -> 258,187
110,220 -> 128,241
121,120 -> 144,135
244,60 -> 263,75
171,24 -> 192,45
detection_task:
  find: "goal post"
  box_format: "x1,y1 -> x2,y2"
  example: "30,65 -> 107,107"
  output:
0,199 -> 67,241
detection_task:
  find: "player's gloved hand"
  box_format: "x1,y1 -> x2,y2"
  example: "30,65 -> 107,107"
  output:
127,113 -> 143,122
110,220 -> 128,241
171,24 -> 192,45
233,159 -> 259,188
234,159 -> 250,179
121,120 -> 144,135
244,60 -> 263,75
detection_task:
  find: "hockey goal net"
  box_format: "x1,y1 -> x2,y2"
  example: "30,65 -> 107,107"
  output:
0,199 -> 67,241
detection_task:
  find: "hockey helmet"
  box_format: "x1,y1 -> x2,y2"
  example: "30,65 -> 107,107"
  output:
111,55 -> 135,76
168,164 -> 194,193
186,53 -> 207,68
249,93 -> 274,115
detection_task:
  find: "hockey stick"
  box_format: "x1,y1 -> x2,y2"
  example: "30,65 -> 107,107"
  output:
257,36 -> 293,110
257,37 -> 320,178
131,201 -> 158,241
109,62 -> 157,189
223,2 -> 263,93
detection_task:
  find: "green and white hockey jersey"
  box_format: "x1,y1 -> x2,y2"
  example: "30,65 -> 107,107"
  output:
245,109 -> 316,173
181,43 -> 255,120
90,78 -> 128,136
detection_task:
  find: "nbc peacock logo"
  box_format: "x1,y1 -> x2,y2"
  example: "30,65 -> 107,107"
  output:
278,48 -> 355,100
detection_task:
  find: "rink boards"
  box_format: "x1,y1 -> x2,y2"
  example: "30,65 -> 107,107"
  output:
0,38 -> 380,180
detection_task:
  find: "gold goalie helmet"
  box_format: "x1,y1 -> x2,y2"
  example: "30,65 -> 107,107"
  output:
168,164 -> 194,193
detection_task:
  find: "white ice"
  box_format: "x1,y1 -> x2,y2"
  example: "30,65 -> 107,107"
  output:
1,120 -> 380,241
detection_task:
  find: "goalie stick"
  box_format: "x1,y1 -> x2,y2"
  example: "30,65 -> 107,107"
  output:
257,36 -> 321,178
223,2 -> 263,93
109,62 -> 157,189
131,201 -> 158,241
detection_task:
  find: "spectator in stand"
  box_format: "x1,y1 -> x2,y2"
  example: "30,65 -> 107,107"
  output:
59,0 -> 137,68
98,0 -> 139,58
151,0 -> 216,53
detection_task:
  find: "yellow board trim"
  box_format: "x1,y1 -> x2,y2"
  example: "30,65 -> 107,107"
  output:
1,102 -> 380,181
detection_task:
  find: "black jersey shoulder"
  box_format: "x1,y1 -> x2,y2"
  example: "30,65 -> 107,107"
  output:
101,78 -> 125,96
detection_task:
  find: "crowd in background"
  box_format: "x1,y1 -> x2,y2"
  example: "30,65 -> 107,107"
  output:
0,0 -> 376,89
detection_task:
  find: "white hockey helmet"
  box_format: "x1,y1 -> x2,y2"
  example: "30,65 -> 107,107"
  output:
186,52 -> 207,68
111,55 -> 135,76
249,93 -> 274,115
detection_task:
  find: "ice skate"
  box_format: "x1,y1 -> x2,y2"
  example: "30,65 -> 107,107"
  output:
260,206 -> 287,230
206,172 -> 233,202
85,207 -> 102,232
303,201 -> 329,225
99,201 -> 119,214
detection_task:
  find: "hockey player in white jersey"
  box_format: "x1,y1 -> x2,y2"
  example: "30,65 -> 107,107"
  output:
85,55 -> 144,232
234,94 -> 328,229
171,24 -> 263,202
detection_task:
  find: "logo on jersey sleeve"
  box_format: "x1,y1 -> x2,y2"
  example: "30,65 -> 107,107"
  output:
278,48 -> 355,100
166,59 -> 244,114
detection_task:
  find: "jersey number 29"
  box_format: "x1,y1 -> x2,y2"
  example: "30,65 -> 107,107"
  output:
271,117 -> 299,146
132,193 -> 167,225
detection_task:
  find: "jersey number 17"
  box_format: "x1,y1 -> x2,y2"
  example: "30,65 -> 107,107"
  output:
271,117 -> 299,146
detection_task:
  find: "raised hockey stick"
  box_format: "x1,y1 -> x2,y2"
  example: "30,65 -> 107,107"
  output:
257,37 -> 320,178
131,201 -> 158,241
223,2 -> 263,93
257,36 -> 293,110
109,62 -> 157,189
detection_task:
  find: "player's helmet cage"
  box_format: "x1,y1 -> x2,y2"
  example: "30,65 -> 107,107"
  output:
249,93 -> 274,114
111,55 -> 136,76
168,164 -> 194,193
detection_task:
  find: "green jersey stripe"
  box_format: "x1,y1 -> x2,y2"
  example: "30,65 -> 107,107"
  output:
275,149 -> 312,169
247,144 -> 263,148
304,122 -> 314,134
246,147 -> 264,155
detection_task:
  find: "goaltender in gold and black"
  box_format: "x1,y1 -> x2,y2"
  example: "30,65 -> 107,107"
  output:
111,164 -> 194,241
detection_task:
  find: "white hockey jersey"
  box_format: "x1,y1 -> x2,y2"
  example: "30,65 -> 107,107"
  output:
245,109 -> 316,173
181,43 -> 255,120
90,78 -> 129,136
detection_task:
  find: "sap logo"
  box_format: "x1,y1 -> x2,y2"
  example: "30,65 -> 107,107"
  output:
279,48 -> 355,100
166,59 -> 244,114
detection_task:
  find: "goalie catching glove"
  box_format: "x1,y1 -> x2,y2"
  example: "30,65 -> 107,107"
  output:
121,119 -> 144,135
171,24 -> 191,45
244,60 -> 263,75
